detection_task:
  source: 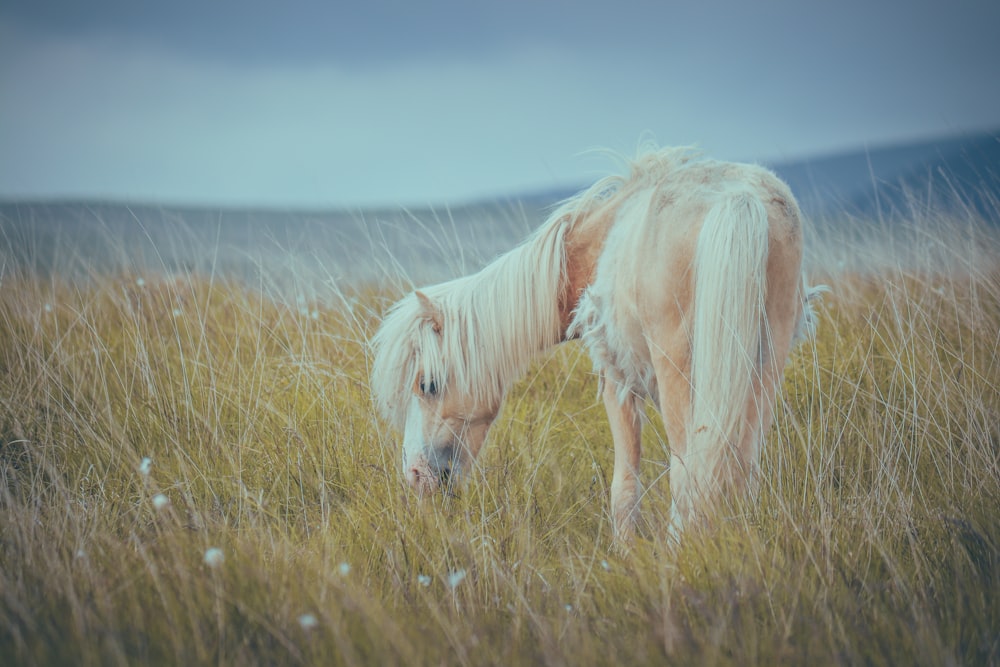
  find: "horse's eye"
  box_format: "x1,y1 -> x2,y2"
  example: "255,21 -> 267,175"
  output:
419,379 -> 438,396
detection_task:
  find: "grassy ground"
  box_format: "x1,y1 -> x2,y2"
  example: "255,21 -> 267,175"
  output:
1,213 -> 998,665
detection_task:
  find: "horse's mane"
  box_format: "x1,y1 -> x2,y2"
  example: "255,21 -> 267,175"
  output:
370,147 -> 700,430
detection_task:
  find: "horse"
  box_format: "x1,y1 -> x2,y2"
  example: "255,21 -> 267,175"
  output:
370,146 -> 825,546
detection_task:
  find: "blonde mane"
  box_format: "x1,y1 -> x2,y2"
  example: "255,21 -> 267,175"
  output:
369,213 -> 565,431
369,163 -> 642,431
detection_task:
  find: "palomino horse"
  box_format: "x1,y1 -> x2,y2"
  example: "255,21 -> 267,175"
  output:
371,147 -> 824,545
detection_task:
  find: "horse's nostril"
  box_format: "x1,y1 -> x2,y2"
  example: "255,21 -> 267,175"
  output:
406,463 -> 441,496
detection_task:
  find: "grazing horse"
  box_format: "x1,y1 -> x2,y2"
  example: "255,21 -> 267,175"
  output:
370,147 -> 824,545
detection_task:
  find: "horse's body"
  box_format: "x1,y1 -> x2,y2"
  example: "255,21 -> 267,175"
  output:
371,147 -> 823,544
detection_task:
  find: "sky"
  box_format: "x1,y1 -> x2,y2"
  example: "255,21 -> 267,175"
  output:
1,0 -> 999,208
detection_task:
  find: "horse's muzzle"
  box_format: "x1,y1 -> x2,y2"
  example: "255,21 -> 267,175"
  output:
405,452 -> 454,496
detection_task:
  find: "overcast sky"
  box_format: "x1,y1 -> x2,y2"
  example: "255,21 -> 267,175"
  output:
2,0 -> 998,208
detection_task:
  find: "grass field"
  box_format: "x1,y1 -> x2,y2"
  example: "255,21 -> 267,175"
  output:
1,205 -> 998,665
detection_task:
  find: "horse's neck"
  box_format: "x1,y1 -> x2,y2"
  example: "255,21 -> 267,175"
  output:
558,203 -> 621,336
450,218 -> 568,396
447,191 -> 624,396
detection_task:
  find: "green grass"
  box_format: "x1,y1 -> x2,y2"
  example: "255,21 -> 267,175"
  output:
1,214 -> 998,665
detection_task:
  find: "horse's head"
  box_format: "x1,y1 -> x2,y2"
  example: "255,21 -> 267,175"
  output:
371,290 -> 500,495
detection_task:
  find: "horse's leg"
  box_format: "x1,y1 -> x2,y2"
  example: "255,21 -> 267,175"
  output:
603,378 -> 642,547
659,334 -> 789,539
727,282 -> 804,512
731,332 -> 790,505
663,387 -> 761,538
731,378 -> 770,507
651,356 -> 693,540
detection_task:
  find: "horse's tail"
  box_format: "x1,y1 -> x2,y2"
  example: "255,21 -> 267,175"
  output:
685,189 -> 770,504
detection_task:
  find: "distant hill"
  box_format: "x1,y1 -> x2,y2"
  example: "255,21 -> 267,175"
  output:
2,129 -> 997,285
766,129 -> 1000,223
510,129 -> 1000,225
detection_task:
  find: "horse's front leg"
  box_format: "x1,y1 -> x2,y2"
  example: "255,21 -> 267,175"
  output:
603,379 -> 642,548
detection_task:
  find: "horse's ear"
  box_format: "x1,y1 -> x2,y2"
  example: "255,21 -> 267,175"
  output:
414,290 -> 443,334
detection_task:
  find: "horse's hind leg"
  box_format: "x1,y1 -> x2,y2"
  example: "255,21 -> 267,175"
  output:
650,356 -> 694,539
602,378 -> 642,547
659,345 -> 782,539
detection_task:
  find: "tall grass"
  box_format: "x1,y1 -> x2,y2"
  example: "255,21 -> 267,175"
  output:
1,200 -> 998,665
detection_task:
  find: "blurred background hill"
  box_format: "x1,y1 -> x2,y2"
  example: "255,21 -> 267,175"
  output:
2,128 -> 997,287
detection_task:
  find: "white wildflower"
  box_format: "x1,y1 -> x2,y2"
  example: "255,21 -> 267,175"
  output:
310,310 -> 319,320
417,574 -> 431,587
447,569 -> 466,589
565,604 -> 573,612
136,277 -> 145,287
138,457 -> 152,476
152,493 -> 169,510
338,561 -> 350,576
298,613 -> 319,630
44,303 -> 53,313
600,559 -> 611,572
172,308 -> 182,317
204,547 -> 224,568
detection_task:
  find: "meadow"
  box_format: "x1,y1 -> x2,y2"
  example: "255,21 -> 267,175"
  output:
1,199 -> 998,665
